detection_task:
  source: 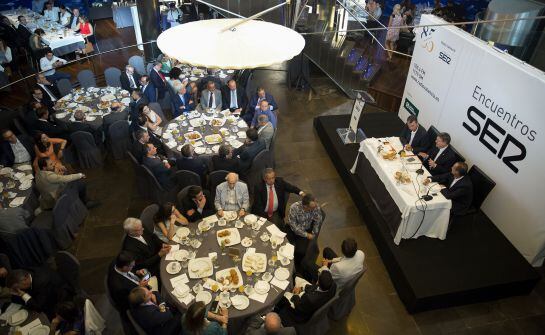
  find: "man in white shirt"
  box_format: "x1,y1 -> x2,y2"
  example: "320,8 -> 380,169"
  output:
166,3 -> 182,27
59,5 -> 72,26
43,2 -> 60,22
69,8 -> 80,30
1,129 -> 33,167
40,50 -> 71,83
200,81 -> 222,112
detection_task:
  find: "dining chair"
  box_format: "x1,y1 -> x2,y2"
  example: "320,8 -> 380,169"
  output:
77,69 -> 97,89
104,66 -> 122,87
70,131 -> 103,169
328,264 -> 367,320
56,78 -> 72,97
128,55 -> 146,76
140,204 -> 159,234
295,293 -> 339,335
107,120 -> 130,160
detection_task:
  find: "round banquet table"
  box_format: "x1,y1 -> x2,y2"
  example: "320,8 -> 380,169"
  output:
0,164 -> 37,211
173,66 -> 235,86
160,215 -> 295,334
161,109 -> 249,155
53,86 -> 131,129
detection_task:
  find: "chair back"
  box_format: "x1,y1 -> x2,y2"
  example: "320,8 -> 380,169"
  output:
467,165 -> 496,210
427,125 -> 439,151
103,110 -> 129,135
77,69 -> 97,89
329,264 -> 367,321
127,151 -> 149,198
107,120 -> 130,160
0,253 -> 12,271
56,78 -> 72,97
126,310 -> 147,335
174,170 -> 201,192
176,185 -> 193,209
13,117 -> 29,137
129,55 -> 146,76
451,145 -> 466,163
53,192 -> 88,249
0,228 -> 55,268
146,62 -> 154,75
148,102 -> 167,125
248,149 -> 271,193
295,293 -> 339,335
54,251 -> 81,294
104,272 -> 119,311
104,67 -> 122,87
140,204 -> 159,234
70,131 -> 103,169
209,170 -> 229,197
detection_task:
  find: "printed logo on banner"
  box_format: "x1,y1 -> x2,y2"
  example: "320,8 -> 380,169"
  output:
403,98 -> 419,116
420,27 -> 436,53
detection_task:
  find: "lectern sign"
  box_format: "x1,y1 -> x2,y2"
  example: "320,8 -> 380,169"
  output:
350,93 -> 365,134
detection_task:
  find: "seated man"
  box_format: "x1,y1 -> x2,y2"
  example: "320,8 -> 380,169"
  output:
6,268 -> 65,319
142,143 -> 174,190
120,64 -> 141,93
221,79 -> 247,115
180,185 -> 215,222
286,194 -> 323,267
107,251 -> 156,312
257,114 -> 275,150
233,128 -> 266,175
131,129 -> 149,163
31,86 -> 54,112
172,84 -> 194,117
211,144 -> 239,174
128,286 -> 182,335
68,110 -> 102,144
246,87 -> 278,124
35,157 -> 98,210
251,100 -> 277,129
34,107 -> 68,139
245,312 -> 296,335
40,49 -> 70,83
129,88 -> 149,127
0,129 -> 34,167
277,271 -> 336,327
176,144 -> 208,182
424,162 -> 473,216
252,168 -> 304,227
200,81 -> 222,112
418,132 -> 456,176
36,73 -> 60,103
214,172 -> 250,218
399,115 -> 429,154
139,75 -> 156,103
121,217 -> 171,275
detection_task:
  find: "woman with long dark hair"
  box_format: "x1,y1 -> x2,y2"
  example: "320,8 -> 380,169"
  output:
33,131 -> 67,174
182,301 -> 228,335
153,202 -> 188,242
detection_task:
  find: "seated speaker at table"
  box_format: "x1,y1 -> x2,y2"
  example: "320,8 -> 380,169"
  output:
172,84 -> 195,117
120,65 -> 141,93
221,79 -> 248,115
200,81 -> 223,112
418,132 -> 456,175
424,162 -> 473,216
399,115 -> 429,154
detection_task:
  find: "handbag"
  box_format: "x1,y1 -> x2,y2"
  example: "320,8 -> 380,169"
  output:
84,41 -> 94,54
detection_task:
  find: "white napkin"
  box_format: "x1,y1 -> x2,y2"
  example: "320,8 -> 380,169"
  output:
284,292 -> 296,308
237,120 -> 247,128
278,243 -> 295,260
203,215 -> 219,223
170,273 -> 189,286
237,131 -> 247,138
16,164 -> 32,171
175,292 -> 195,305
230,140 -> 244,149
266,224 -> 286,239
270,277 -> 290,290
295,276 -> 311,288
249,291 -> 268,303
203,278 -> 223,291
18,318 -> 41,334
165,245 -> 180,260
208,252 -> 217,260
19,182 -> 32,191
9,197 -> 25,208
0,303 -> 21,321
246,248 -> 256,254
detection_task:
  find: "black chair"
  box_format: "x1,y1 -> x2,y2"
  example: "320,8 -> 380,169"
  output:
328,264 -> 367,320
104,67 -> 122,87
140,204 -> 159,234
107,120 -> 130,160
294,294 -> 339,335
176,185 -> 193,210
142,165 -> 175,203
77,69 -> 97,89
0,228 -> 55,268
173,170 -> 201,192
148,102 -> 167,125
451,146 -> 466,163
70,131 -> 103,169
127,151 -> 149,199
54,251 -> 83,295
209,170 -> 229,198
0,253 -> 12,271
426,125 -> 439,151
247,149 -> 272,195
56,78 -> 72,97
467,165 -> 496,212
127,310 -> 147,335
13,117 -> 29,137
103,109 -> 129,137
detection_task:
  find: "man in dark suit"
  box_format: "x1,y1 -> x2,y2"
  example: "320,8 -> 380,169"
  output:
31,86 -> 55,112
211,144 -> 239,173
1,129 -> 34,167
233,128 -> 266,175
399,115 -> 429,154
34,107 -> 68,138
17,16 -> 32,47
246,87 -> 278,124
180,185 -> 215,222
418,132 -> 457,176
131,129 -> 149,163
107,251 -> 153,312
68,110 -> 102,144
129,88 -> 149,127
140,75 -> 157,103
142,143 -> 175,190
121,217 -> 171,276
6,268 -> 66,319
252,168 -> 304,227
120,64 -> 141,93
36,74 -> 60,102
425,162 -> 473,216
176,144 -> 208,182
221,79 -> 248,115
245,312 -> 296,335
172,84 -> 194,117
277,271 -> 336,326
149,61 -> 167,100
128,286 -> 182,335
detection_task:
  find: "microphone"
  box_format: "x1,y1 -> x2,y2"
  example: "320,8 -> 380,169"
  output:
421,182 -> 437,201
416,160 -> 425,175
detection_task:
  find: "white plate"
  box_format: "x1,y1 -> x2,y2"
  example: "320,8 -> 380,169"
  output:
244,214 -> 258,224
29,325 -> 50,335
174,249 -> 189,261
215,267 -> 243,289
231,295 -> 250,310
242,253 -> 267,273
241,237 -> 252,247
216,228 -> 241,247
194,146 -> 206,155
198,220 -> 211,232
278,245 -> 294,260
195,291 -> 212,305
166,261 -> 182,274
274,267 -> 290,281
184,130 -> 203,141
189,118 -> 206,127
174,283 -> 190,297
176,227 -> 190,238
210,117 -> 226,127
8,309 -> 28,326
204,134 -> 223,145
223,211 -> 238,221
254,280 -> 271,294
188,257 -> 214,279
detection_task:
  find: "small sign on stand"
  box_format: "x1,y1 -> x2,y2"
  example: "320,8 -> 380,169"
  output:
337,90 -> 376,144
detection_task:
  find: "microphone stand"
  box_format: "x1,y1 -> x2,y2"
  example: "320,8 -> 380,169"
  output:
421,182 -> 437,201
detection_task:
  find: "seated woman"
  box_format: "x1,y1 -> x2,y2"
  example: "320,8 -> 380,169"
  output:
29,28 -> 49,60
182,301 -> 228,335
140,104 -> 162,135
74,15 -> 94,55
33,131 -> 67,174
153,202 -> 189,243
49,301 -> 84,335
0,39 -> 13,74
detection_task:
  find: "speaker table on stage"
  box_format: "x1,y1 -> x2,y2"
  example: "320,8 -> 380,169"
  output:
337,90 -> 376,144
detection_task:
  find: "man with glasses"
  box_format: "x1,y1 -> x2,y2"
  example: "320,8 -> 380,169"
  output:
180,185 -> 215,222
0,129 -> 33,167
214,172 -> 250,218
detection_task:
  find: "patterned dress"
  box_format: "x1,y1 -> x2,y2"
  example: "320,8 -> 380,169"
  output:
386,14 -> 403,42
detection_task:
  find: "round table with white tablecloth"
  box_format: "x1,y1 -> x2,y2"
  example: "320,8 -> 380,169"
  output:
0,164 -> 36,210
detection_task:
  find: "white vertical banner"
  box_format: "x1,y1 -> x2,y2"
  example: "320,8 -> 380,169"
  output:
399,15 -> 545,266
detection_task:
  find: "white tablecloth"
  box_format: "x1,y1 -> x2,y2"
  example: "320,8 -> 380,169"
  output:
352,137 -> 452,244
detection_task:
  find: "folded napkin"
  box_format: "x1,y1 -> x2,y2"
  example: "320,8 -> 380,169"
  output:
173,292 -> 195,305
266,224 -> 286,239
9,197 -> 25,208
249,291 -> 268,303
237,120 -> 247,128
165,245 -> 180,261
170,273 -> 189,286
278,243 -> 295,260
203,278 -> 223,291
284,292 -> 296,308
246,248 -> 256,254
203,215 -> 219,224
18,318 -> 41,335
0,303 -> 21,321
270,277 -> 290,290
16,164 -> 32,171
230,140 -> 244,149
295,276 -> 311,288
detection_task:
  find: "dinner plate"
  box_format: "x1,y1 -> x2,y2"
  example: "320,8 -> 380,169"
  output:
174,249 -> 189,261
241,237 -> 252,247
242,253 -> 267,273
194,146 -> 206,155
8,309 -> 28,326
216,228 -> 241,247
215,267 -> 243,289
174,283 -> 190,297
189,118 -> 206,127
67,102 -> 77,108
176,227 -> 190,238
204,134 -> 223,145
188,257 -> 214,279
274,267 -> 290,281
254,280 -> 271,294
197,220 -> 211,232
210,117 -> 226,127
223,211 -> 238,221
231,295 -> 250,310
29,325 -> 50,335
166,261 -> 182,274
195,291 -> 212,305
244,214 -> 258,225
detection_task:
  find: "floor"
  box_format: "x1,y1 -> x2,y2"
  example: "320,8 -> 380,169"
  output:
2,19 -> 545,335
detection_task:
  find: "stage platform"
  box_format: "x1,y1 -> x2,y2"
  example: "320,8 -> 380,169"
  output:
314,112 -> 540,313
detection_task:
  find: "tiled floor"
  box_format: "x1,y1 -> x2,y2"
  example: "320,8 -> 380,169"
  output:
72,67 -> 545,334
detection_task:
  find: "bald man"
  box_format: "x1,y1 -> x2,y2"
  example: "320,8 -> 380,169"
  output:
245,312 -> 296,335
214,172 -> 250,217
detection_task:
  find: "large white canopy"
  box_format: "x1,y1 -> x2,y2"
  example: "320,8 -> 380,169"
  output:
156,18 -> 305,69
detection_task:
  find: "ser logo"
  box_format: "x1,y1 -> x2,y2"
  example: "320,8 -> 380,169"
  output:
439,51 -> 451,64
420,27 -> 436,53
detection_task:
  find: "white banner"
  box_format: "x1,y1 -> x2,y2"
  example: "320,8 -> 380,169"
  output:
399,15 -> 545,266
